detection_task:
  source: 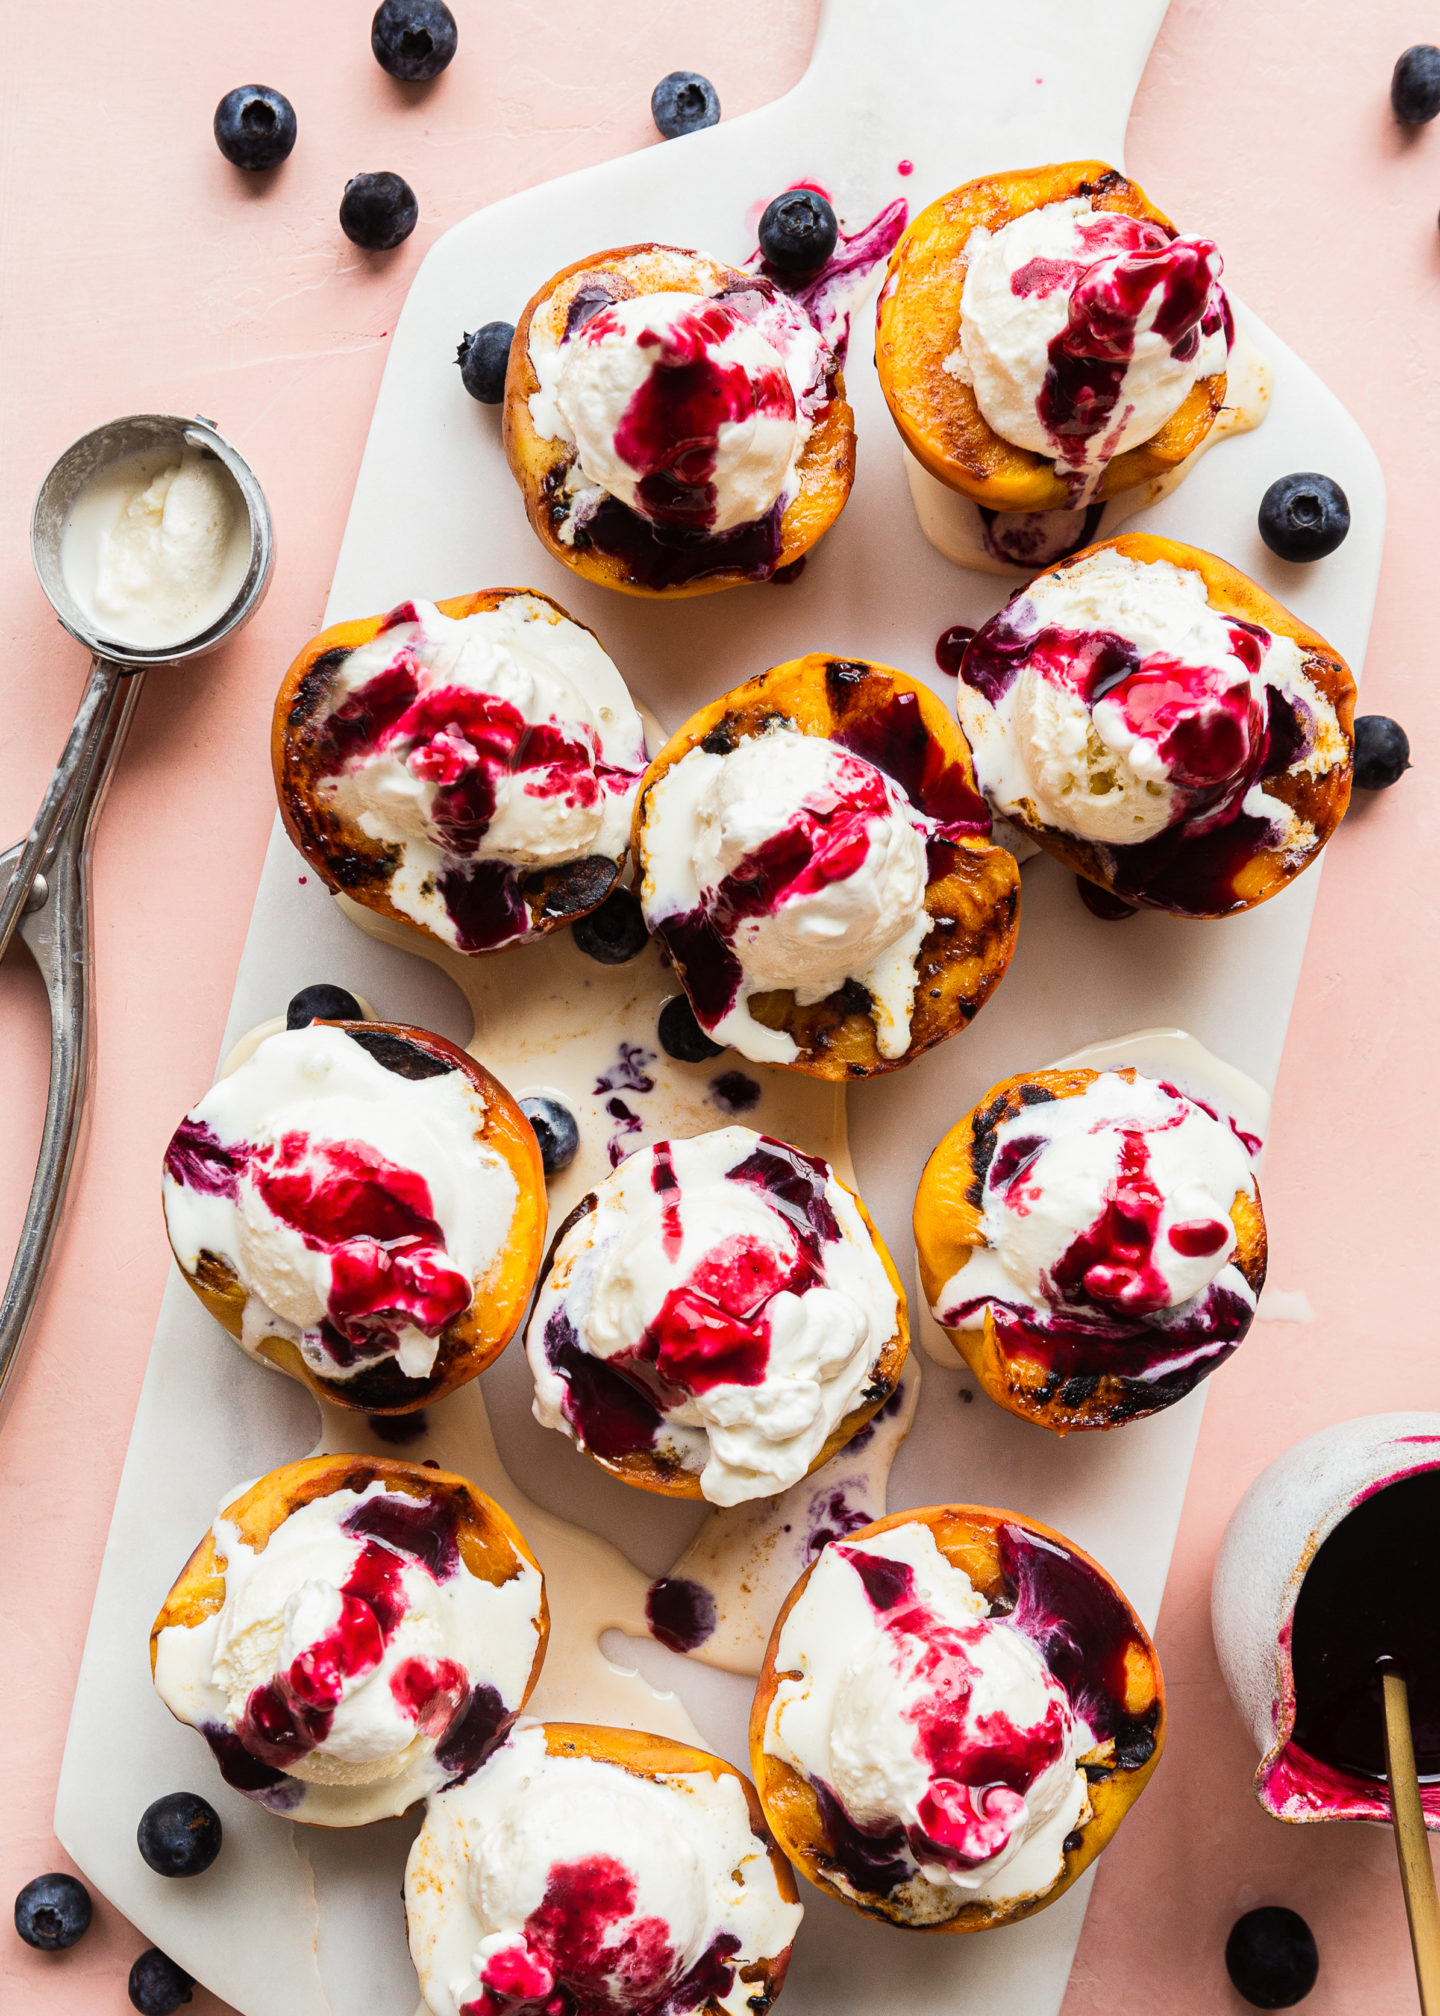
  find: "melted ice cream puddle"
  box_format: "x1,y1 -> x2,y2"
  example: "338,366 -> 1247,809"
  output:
905,327 -> 1270,580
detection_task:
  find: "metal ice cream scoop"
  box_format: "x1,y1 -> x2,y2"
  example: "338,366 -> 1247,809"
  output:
0,413 -> 273,1427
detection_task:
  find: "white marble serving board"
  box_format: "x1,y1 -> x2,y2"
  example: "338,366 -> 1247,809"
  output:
56,1 -> 1384,2012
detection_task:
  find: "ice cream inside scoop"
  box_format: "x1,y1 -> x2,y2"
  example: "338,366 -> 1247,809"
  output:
61,446 -> 251,651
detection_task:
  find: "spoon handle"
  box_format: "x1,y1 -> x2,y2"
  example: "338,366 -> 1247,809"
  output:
1383,1667 -> 1440,2015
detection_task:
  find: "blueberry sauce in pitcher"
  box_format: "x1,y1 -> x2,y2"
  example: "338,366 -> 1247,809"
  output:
1289,1469 -> 1440,1784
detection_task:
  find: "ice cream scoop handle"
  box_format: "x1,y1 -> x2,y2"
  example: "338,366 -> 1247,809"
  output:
0,660 -> 141,1431
1382,1666 -> 1440,2016
0,659 -> 125,966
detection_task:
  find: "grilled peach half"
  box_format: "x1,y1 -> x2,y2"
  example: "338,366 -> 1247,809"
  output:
876,161 -> 1227,512
914,1065 -> 1268,1434
151,1454 -> 549,1825
503,243 -> 855,597
634,655 -> 1020,1079
273,587 -> 634,952
407,1723 -> 800,2012
167,1019 -> 546,1415
529,1166 -> 909,1498
961,533 -> 1356,918
749,1503 -> 1165,1931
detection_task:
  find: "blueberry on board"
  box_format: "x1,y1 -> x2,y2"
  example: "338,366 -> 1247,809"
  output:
758,188 -> 839,273
572,888 -> 649,964
1352,714 -> 1411,790
13,1873 -> 92,1951
340,172 -> 419,251
372,0 -> 457,80
287,983 -> 363,1029
651,71 -> 721,139
1224,1906 -> 1319,2008
129,1949 -> 195,2016
658,994 -> 722,1063
213,85 -> 297,171
137,1793 -> 222,1878
1257,473 -> 1350,562
1392,44 -> 1440,123
521,1096 -> 580,1176
457,322 -> 514,404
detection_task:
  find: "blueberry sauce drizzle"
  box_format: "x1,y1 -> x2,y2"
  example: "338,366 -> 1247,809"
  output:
805,1525 -> 1155,1901
946,1087 -> 1254,1390
751,196 -> 908,369
307,630 -> 640,953
461,1852 -> 743,2016
934,627 -> 976,677
546,1138 -> 845,1457
557,198 -> 906,589
1076,878 -> 1138,922
1016,211 -> 1228,501
1289,1469 -> 1440,1786
165,1115 -> 471,1375
203,1489 -> 513,1805
961,594 -> 1311,916
808,1541 -> 1067,1889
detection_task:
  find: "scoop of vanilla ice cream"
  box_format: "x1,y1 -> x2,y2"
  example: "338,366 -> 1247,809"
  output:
528,1128 -> 897,1505
210,1496 -> 438,1787
692,729 -> 928,1000
1010,674 -> 1176,844
764,1522 -> 1089,1913
163,1023 -> 518,1384
469,1767 -> 711,1993
405,1724 -> 803,2016
1000,550 -> 1265,844
327,605 -> 617,871
953,198 -> 1228,462
982,1072 -> 1250,1314
555,292 -> 800,532
828,1598 -> 1079,1881
91,450 -> 238,635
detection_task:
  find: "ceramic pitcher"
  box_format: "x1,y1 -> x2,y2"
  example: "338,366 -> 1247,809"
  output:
1212,1410 -> 1440,1826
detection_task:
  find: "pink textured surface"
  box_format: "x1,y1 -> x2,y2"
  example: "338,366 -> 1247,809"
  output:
0,1 -> 1433,2010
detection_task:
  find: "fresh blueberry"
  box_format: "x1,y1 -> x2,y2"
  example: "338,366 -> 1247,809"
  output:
339,172 -> 419,251
1257,473 -> 1350,562
521,1096 -> 579,1176
1353,714 -> 1411,790
658,994 -> 722,1063
758,188 -> 839,273
128,1949 -> 195,2016
572,889 -> 649,964
457,322 -> 514,404
372,0 -> 457,81
137,1792 -> 222,1878
213,86 -> 297,171
1392,45 -> 1440,123
13,1873 -> 92,1951
1225,1907 -> 1319,2009
650,71 -> 721,140
286,983 -> 363,1029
